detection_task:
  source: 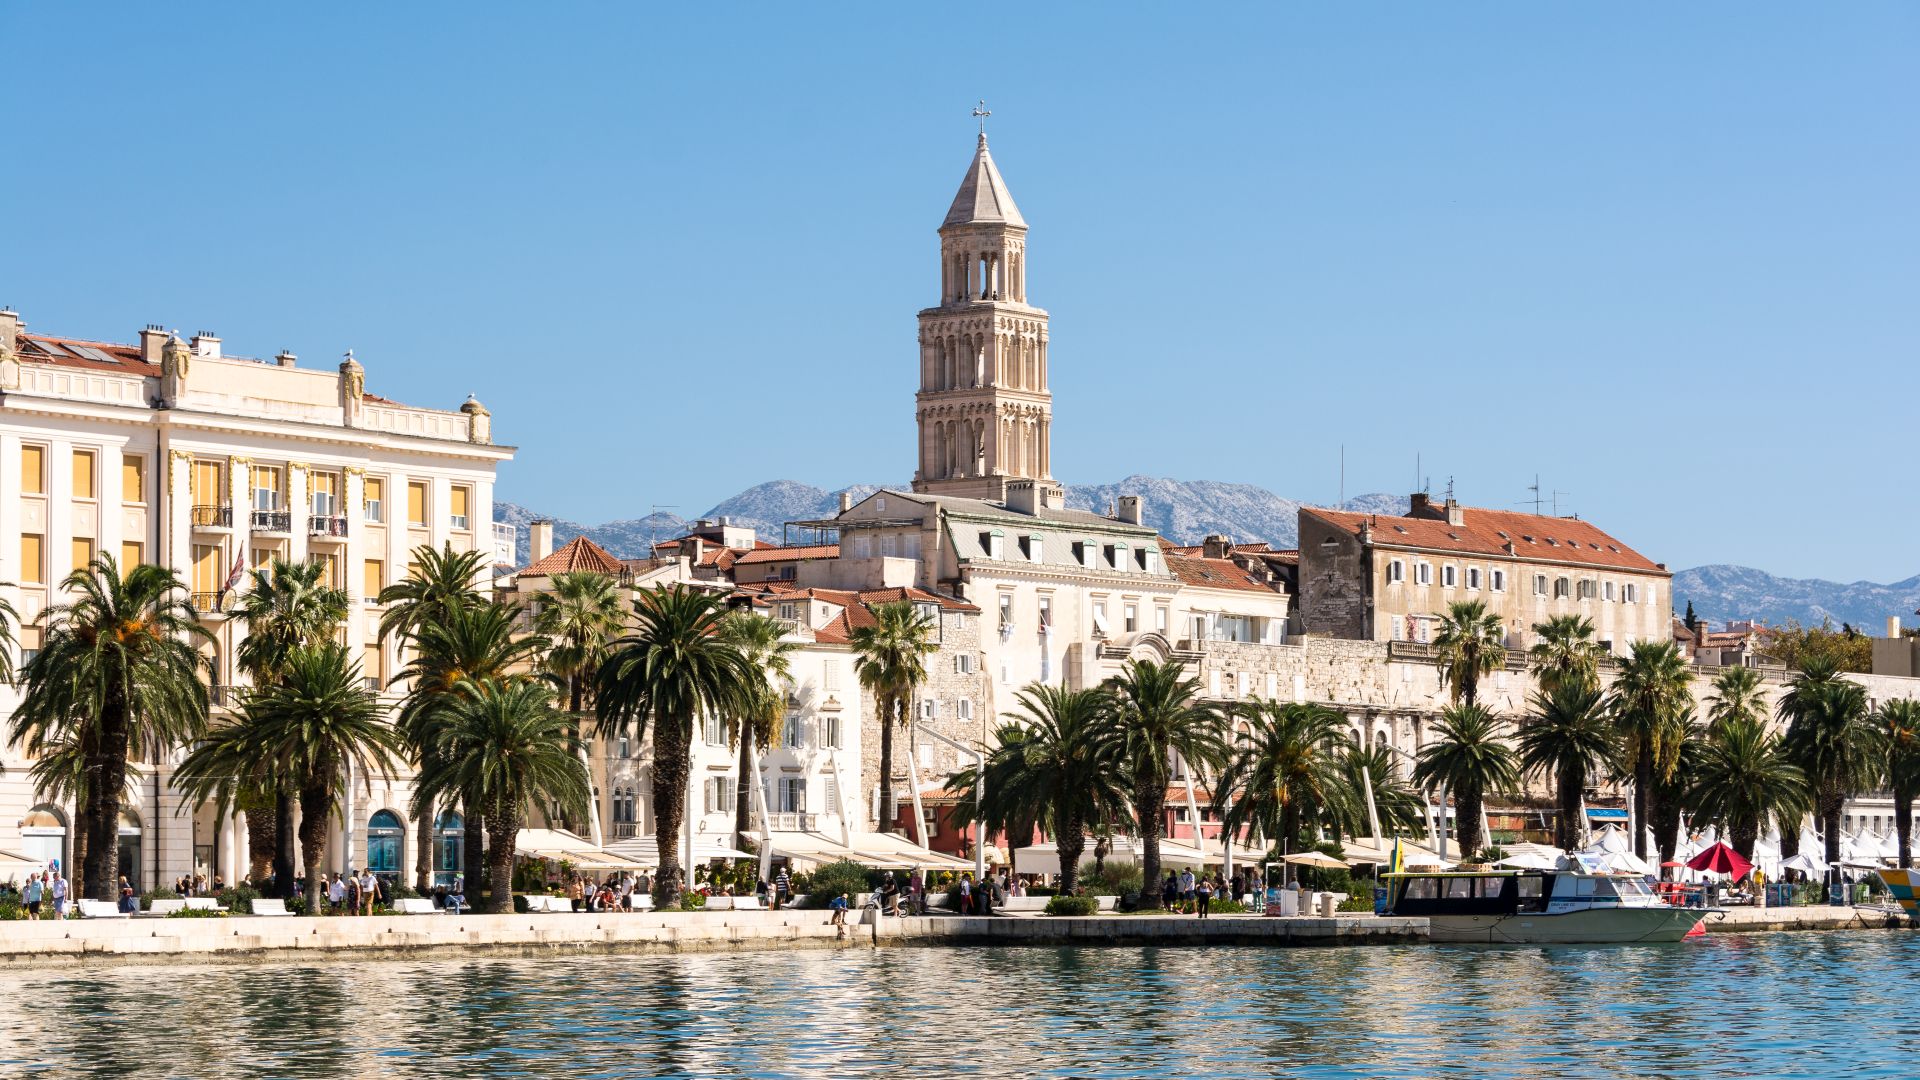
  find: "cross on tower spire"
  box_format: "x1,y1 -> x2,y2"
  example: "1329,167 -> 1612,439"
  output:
972,99 -> 991,137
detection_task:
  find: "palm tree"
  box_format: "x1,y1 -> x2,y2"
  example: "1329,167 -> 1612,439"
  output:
1705,665 -> 1768,734
1104,658 -> 1229,907
233,557 -> 350,892
952,685 -> 1130,895
176,644 -> 403,909
534,571 -> 627,715
1432,600 -> 1507,708
1879,699 -> 1920,869
8,554 -> 209,900
1516,683 -> 1617,850
376,543 -> 489,646
848,600 -> 939,837
596,584 -> 754,906
0,591 -> 17,686
1688,717 -> 1810,862
1528,614 -> 1602,696
1336,744 -> 1427,838
1412,704 -> 1519,860
1648,713 -> 1706,868
718,611 -> 799,851
1220,702 -> 1354,877
1609,639 -> 1693,858
1779,658 -> 1882,871
396,600 -> 550,894
412,678 -> 590,912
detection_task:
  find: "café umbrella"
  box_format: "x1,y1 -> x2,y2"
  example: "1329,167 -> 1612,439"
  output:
1686,842 -> 1753,881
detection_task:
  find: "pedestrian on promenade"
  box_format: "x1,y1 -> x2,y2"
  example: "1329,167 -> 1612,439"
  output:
958,873 -> 973,914
359,869 -> 376,915
570,877 -> 586,913
1195,875 -> 1213,919
909,870 -> 925,915
118,876 -> 137,913
23,873 -> 42,920
1179,869 -> 1195,913
50,870 -> 69,919
328,873 -> 346,912
829,893 -> 849,925
774,866 -> 791,910
1161,871 -> 1178,910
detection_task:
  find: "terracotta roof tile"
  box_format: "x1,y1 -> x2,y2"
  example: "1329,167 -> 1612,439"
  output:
17,334 -> 154,376
1164,553 -> 1282,594
1305,505 -> 1665,574
733,544 -> 840,565
517,535 -> 624,577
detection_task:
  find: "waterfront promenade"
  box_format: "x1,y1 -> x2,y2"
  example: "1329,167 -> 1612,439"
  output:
0,906 -> 1903,965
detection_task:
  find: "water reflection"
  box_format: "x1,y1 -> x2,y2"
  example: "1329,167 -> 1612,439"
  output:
0,934 -> 1914,1078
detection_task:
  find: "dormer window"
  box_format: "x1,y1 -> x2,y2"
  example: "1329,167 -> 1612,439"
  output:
980,530 -> 1004,560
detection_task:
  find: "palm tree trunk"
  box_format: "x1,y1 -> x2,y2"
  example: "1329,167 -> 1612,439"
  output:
652,719 -> 691,906
1056,806 -> 1087,896
486,798 -> 520,914
414,799 -> 434,892
464,792 -> 487,904
1136,774 -> 1166,908
1457,787 -> 1484,859
298,782 -> 332,914
239,791 -> 278,885
876,692 -> 897,835
1823,796 -> 1844,868
1897,784 -> 1914,870
272,792 -> 297,897
71,813 -> 90,899
1780,824 -> 1801,861
1632,752 -> 1652,860
1556,767 -> 1581,851
1731,821 -> 1759,863
83,715 -> 132,903
734,734 -> 754,851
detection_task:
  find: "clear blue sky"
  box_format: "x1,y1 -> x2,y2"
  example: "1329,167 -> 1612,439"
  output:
8,6 -> 1915,581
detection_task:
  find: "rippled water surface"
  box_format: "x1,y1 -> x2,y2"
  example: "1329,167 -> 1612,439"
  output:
2,932 -> 1916,1077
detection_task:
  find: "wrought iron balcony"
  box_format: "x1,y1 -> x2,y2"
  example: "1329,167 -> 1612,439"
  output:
251,509 -> 292,533
190,504 -> 232,528
190,592 -> 230,615
309,515 -> 349,538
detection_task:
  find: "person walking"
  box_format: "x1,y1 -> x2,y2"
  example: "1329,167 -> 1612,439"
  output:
359,869 -> 377,916
958,873 -> 973,915
1179,869 -> 1196,914
23,873 -> 42,920
908,870 -> 925,916
1161,871 -> 1179,911
328,873 -> 346,912
1195,874 -> 1213,919
50,870 -> 69,919
773,866 -> 791,910
569,876 -> 586,913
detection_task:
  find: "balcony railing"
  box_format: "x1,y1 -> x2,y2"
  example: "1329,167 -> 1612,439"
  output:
190,592 -> 230,615
765,813 -> 819,832
362,677 -> 384,692
190,504 -> 232,528
612,822 -> 641,840
209,684 -> 238,707
309,515 -> 349,538
251,509 -> 292,533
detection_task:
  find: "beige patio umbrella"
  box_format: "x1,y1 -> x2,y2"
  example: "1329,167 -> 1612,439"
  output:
1281,851 -> 1349,869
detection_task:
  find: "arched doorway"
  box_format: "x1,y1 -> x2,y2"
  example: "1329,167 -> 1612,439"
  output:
118,810 -> 142,892
367,810 -> 404,883
433,811 -> 464,887
21,805 -> 67,876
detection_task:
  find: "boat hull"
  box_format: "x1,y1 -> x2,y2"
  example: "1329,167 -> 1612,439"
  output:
1877,869 -> 1920,917
1429,907 -> 1706,944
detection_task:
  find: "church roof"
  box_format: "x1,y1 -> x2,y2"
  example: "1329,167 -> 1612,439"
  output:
517,535 -> 625,577
943,134 -> 1026,229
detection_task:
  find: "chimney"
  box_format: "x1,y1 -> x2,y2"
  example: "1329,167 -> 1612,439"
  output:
685,535 -> 705,565
276,349 -> 298,368
190,331 -> 221,359
838,491 -> 853,513
1005,480 -> 1039,516
1202,534 -> 1232,559
1116,495 -> 1143,526
1445,498 -> 1465,527
1409,492 -> 1433,517
0,308 -> 20,352
139,324 -> 168,364
529,520 -> 554,563
1889,616 -> 1903,639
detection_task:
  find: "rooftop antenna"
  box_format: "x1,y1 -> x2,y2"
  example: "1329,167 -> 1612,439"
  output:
1553,489 -> 1570,517
972,100 -> 991,136
1339,444 -> 1345,510
648,503 -> 680,555
1445,475 -> 1455,502
1527,475 -> 1544,515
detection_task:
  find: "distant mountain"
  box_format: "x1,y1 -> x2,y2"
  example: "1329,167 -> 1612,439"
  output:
1672,565 -> 1920,631
497,479 -> 1917,630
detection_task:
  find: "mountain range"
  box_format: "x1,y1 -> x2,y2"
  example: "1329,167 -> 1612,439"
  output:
497,478 -> 1918,631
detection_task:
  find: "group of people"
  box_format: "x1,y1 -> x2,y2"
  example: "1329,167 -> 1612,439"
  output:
169,873 -> 226,897
14,870 -> 70,919
321,870 -> 387,915
1159,869 -> 1254,916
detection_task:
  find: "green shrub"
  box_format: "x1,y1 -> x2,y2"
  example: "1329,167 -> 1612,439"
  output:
798,860 -> 871,909
1026,886 -> 1057,897
167,907 -> 229,919
388,881 -> 420,901
284,897 -> 307,916
1045,895 -> 1099,916
1338,894 -> 1376,913
1076,862 -> 1143,898
217,885 -> 259,915
140,887 -> 181,906
677,893 -> 707,911
513,894 -> 531,914
0,896 -> 22,921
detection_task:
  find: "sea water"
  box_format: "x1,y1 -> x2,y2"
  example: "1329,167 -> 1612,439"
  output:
0,932 -> 1912,1077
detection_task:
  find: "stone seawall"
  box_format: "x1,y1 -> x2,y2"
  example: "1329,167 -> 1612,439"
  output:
1707,905 -> 1909,933
876,914 -> 1428,947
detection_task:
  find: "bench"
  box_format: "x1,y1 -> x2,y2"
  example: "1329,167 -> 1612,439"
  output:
250,898 -> 294,917
393,898 -> 439,915
183,896 -> 228,913
705,896 -> 734,911
523,894 -> 573,913
78,899 -> 130,919
629,894 -> 654,911
731,896 -> 763,911
1002,896 -> 1049,912
147,898 -> 188,916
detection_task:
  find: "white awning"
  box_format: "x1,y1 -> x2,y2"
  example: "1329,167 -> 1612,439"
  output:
769,829 -> 969,871
604,836 -> 754,867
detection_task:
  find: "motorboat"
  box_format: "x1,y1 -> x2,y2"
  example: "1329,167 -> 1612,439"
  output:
1385,866 -> 1715,944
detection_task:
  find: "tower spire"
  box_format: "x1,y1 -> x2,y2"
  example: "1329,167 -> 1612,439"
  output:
972,99 -> 991,138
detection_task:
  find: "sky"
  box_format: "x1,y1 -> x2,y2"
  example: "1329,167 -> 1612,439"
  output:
6,6 -> 1916,581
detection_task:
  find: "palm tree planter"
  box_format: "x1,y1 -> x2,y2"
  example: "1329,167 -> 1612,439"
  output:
1105,659 -> 1228,908
9,556 -> 209,901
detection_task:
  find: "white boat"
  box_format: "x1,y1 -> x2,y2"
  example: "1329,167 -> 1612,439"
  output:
1385,867 -> 1713,944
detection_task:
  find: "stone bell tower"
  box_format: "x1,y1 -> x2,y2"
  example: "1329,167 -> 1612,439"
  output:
911,131 -> 1056,503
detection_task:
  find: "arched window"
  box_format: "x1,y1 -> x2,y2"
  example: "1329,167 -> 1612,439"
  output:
367,810 -> 404,879
21,805 -> 68,876
433,811 -> 464,885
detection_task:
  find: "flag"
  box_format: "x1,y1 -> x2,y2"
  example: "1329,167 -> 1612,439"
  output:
214,550 -> 246,609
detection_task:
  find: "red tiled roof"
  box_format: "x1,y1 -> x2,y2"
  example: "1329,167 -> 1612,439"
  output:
17,334 -> 154,376
1305,505 -> 1665,574
518,535 -> 624,577
733,544 -> 840,565
1165,553 -> 1282,594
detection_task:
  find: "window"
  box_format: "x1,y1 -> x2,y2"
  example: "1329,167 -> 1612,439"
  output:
1467,567 -> 1481,590
957,698 -> 974,721
309,552 -> 340,589
823,776 -> 841,817
21,445 -> 45,494
192,459 -> 224,508
362,643 -> 385,687
1037,595 -> 1052,628
784,716 -> 805,748
310,472 -> 339,517
363,559 -> 384,601
1092,601 -> 1110,636
1577,579 -> 1597,600
1077,541 -> 1096,570
70,450 -> 96,500
433,811 -> 464,881
1414,562 -> 1432,586
407,481 -> 428,528
852,534 -> 871,559
920,699 -> 936,720
1387,559 -> 1405,584
702,713 -> 725,746
191,544 -> 221,595
1623,583 -> 1639,604
1533,574 -> 1548,596
122,456 -> 146,504
1390,615 -> 1405,640
363,477 -> 385,523
450,486 -> 471,531
71,538 -> 94,572
706,777 -> 739,814
1124,603 -> 1138,633
820,714 -> 841,749
1491,569 -> 1506,592
254,465 -> 283,511
980,530 -> 1004,559
823,659 -> 841,691
1554,577 -> 1571,599
1155,606 -> 1168,632
1022,534 -> 1043,563
1604,581 -> 1615,602
777,777 -> 807,814
1113,544 -> 1130,571
617,736 -> 632,759
997,592 -> 1013,630
1441,565 -> 1456,588
19,534 -> 44,584
954,653 -> 975,674
120,541 -> 143,569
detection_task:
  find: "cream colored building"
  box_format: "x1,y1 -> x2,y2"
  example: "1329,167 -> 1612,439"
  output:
0,309 -> 512,889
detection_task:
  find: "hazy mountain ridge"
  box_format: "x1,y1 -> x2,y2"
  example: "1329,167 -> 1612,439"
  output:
497,479 -> 1918,629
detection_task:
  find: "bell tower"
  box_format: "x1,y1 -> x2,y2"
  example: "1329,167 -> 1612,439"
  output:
911,130 -> 1056,503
